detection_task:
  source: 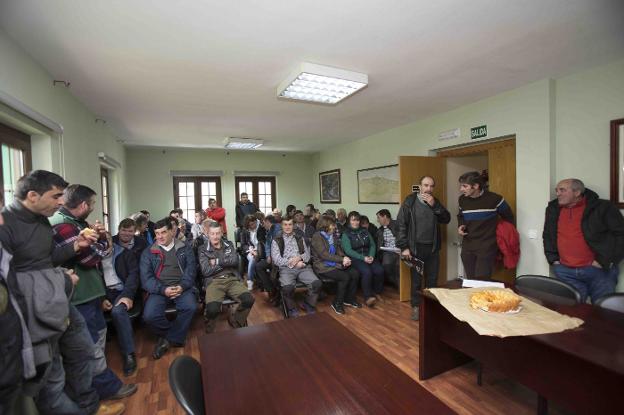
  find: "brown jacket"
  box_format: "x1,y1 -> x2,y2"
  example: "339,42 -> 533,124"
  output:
310,232 -> 345,274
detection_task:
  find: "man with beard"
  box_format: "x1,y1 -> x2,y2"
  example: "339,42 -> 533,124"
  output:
396,176 -> 450,321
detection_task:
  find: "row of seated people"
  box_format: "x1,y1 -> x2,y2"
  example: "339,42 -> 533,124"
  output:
104,207 -> 406,375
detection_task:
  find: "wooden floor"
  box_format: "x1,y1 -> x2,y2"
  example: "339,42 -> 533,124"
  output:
105,286 -> 571,415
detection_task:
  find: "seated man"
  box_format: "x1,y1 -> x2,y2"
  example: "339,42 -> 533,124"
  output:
271,216 -> 321,316
140,218 -> 198,359
255,215 -> 278,303
103,218 -> 146,376
200,221 -> 255,333
293,209 -> 315,245
376,209 -> 400,288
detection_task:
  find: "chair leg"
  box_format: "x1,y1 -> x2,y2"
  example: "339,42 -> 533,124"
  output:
537,395 -> 548,415
476,361 -> 483,386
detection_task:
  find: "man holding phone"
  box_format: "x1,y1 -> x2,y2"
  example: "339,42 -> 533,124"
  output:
396,176 -> 450,321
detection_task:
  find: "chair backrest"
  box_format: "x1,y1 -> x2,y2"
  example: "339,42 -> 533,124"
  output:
595,293 -> 624,313
169,355 -> 205,415
515,275 -> 581,305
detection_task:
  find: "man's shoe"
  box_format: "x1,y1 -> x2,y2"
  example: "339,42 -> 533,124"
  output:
375,294 -> 385,303
287,308 -> 299,318
344,300 -> 362,309
247,280 -> 254,290
331,303 -> 345,315
122,353 -> 137,377
365,296 -> 377,307
107,383 -> 138,400
302,302 -> 316,314
97,402 -> 125,415
152,337 -> 170,360
412,306 -> 419,321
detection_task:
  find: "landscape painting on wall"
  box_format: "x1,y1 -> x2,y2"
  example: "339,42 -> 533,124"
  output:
357,164 -> 400,204
319,169 -> 341,203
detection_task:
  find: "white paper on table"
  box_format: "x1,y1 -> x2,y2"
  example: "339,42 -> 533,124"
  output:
461,279 -> 505,289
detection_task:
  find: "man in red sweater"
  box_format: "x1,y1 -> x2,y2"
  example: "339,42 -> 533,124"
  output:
205,198 -> 227,236
543,178 -> 624,303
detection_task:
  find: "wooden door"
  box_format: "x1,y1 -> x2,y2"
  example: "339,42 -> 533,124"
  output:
487,141 -> 516,284
398,156 -> 447,301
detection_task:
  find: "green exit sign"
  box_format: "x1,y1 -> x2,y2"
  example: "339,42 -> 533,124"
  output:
471,125 -> 487,139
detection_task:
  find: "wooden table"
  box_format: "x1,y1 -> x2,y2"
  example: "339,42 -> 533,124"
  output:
419,283 -> 624,414
199,312 -> 454,414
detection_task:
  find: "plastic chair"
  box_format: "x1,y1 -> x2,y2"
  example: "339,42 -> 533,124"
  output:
515,275 -> 581,305
169,355 -> 205,415
595,293 -> 624,313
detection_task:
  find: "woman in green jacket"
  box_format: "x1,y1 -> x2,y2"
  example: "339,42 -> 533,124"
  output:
341,211 -> 385,307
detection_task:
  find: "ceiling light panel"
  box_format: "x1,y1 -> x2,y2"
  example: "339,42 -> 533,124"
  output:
277,63 -> 368,105
224,137 -> 263,149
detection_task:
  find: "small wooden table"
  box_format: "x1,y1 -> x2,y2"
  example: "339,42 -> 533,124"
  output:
199,312 -> 454,414
419,283 -> 624,414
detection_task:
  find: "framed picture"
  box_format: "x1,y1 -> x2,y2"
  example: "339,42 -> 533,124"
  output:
357,164 -> 400,204
319,169 -> 341,203
610,118 -> 624,208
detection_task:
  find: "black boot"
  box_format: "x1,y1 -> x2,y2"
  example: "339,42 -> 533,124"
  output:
152,337 -> 170,360
123,353 -> 137,376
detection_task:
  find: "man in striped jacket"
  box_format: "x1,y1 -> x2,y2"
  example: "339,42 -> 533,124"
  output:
457,171 -> 514,279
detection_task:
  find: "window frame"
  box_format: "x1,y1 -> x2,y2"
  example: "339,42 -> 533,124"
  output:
234,176 -> 277,214
172,176 -> 223,221
0,123 -> 32,203
100,167 -> 111,231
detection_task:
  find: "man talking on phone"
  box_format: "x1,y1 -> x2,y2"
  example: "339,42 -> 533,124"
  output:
396,176 -> 450,321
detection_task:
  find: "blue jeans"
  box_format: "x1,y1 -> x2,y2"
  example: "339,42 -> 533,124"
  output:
554,264 -> 619,303
143,289 -> 198,344
106,289 -> 136,356
37,305 -> 99,415
246,253 -> 257,282
351,258 -> 384,300
75,299 -> 123,400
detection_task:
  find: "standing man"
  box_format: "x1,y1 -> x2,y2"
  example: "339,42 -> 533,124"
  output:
2,171 -> 122,415
205,197 -> 227,236
543,178 -> 624,303
200,221 -> 255,332
140,218 -> 198,359
457,171 -> 514,279
396,176 -> 451,321
50,184 -> 137,401
235,192 -> 259,229
271,216 -> 321,316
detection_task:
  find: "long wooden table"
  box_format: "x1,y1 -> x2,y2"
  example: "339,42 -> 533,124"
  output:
199,312 -> 454,414
419,283 -> 624,414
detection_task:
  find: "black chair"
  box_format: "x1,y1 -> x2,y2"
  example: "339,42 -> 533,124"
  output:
515,275 -> 582,305
169,355 -> 205,415
595,293 -> 624,313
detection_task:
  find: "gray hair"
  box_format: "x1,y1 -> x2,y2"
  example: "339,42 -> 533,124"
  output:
568,178 -> 585,194
131,212 -> 148,227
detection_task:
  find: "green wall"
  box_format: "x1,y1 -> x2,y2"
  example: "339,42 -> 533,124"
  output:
312,58 -> 624,281
0,29 -> 127,224
125,147 -> 314,233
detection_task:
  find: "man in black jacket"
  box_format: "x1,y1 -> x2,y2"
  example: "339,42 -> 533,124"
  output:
543,178 -> 624,303
103,218 -> 147,375
235,192 -> 260,228
396,176 -> 451,320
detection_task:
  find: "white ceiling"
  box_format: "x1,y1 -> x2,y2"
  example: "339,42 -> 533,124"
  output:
1,0 -> 623,152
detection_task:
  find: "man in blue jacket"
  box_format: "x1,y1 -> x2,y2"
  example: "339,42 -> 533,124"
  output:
140,218 -> 198,359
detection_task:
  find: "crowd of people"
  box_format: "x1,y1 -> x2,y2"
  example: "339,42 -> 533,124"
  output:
0,169 -> 622,415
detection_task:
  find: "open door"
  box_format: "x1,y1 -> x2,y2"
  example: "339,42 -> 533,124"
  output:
398,156 -> 447,302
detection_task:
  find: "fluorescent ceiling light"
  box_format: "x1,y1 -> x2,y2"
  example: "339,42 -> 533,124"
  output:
277,62 -> 368,105
224,137 -> 263,150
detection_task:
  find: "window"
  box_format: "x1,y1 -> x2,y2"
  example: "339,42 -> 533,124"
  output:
0,123 -> 31,204
235,177 -> 277,215
100,168 -> 111,231
173,176 -> 222,223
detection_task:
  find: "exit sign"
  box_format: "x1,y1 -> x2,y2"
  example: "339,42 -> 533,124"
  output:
471,125 -> 487,139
